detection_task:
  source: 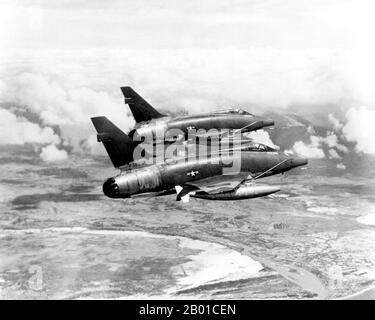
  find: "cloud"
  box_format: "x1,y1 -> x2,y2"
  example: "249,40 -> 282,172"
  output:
342,106 -> 375,155
288,107 -> 373,161
321,132 -> 338,148
0,108 -> 60,145
336,163 -> 346,170
78,134 -> 106,155
287,140 -> 325,159
39,144 -> 68,162
0,69 -> 134,151
247,130 -> 279,149
328,149 -> 341,159
292,130 -> 349,159
307,125 -> 316,134
336,144 -> 349,153
0,48 -> 363,113
1,72 -> 132,127
328,113 -> 343,131
320,131 -> 348,153
1,0 -> 375,57
0,47 -> 373,161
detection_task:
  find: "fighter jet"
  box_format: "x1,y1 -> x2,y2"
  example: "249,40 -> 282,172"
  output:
121,87 -> 275,141
91,116 -> 277,168
92,117 -> 308,202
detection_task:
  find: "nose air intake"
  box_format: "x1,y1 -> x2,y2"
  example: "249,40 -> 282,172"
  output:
103,178 -> 120,198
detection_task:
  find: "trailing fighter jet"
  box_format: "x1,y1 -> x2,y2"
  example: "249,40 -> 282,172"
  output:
121,87 -> 275,141
91,117 -> 308,202
91,116 -> 277,168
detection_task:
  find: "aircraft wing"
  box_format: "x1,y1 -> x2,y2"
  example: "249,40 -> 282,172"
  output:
184,173 -> 251,194
188,124 -> 258,142
174,159 -> 289,202
175,173 -> 252,202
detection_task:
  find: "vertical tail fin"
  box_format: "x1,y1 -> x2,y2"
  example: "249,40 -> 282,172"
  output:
91,116 -> 138,168
120,86 -> 166,123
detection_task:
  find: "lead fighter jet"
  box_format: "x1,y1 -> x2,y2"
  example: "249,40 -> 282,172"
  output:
121,87 -> 274,140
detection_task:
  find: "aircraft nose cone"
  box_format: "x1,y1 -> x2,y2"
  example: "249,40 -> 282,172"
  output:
293,156 -> 308,167
262,119 -> 274,127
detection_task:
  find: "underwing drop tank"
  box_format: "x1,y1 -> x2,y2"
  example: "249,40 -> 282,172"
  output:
191,185 -> 280,200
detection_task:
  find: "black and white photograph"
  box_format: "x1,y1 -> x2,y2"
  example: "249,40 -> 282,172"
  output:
0,0 -> 375,305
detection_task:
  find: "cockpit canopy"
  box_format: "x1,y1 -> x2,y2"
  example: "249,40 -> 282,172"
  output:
241,143 -> 277,152
214,108 -> 254,116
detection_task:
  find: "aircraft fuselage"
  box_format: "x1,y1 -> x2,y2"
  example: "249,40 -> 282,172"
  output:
132,114 -> 274,140
103,152 -> 307,199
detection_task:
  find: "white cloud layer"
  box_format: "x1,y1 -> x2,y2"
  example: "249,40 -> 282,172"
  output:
0,1 -> 373,168
342,106 -> 375,155
320,132 -> 348,153
336,163 -> 346,170
328,149 -> 341,159
288,140 -> 325,159
247,130 -> 279,149
0,108 -> 60,145
328,113 -> 343,131
39,144 -> 68,162
0,47 -> 369,150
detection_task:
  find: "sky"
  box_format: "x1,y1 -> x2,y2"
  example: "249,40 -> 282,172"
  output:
0,0 -> 374,161
0,0 -> 374,50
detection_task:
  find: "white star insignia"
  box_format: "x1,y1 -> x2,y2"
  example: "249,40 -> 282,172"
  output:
187,170 -> 199,177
